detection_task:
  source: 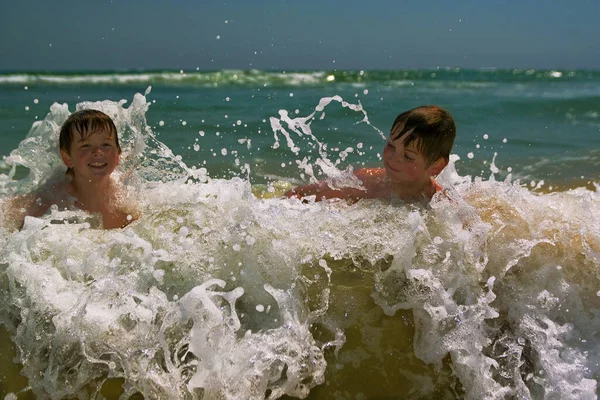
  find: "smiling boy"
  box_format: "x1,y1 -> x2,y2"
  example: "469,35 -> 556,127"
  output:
58,109 -> 138,228
2,109 -> 139,230
286,105 -> 456,203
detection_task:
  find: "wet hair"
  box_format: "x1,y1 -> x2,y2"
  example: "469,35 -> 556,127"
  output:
59,109 -> 121,175
389,105 -> 456,166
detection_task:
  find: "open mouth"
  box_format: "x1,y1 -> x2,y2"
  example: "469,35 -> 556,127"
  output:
89,162 -> 108,169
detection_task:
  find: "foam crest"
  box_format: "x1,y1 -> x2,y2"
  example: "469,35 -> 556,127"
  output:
2,91 -> 600,399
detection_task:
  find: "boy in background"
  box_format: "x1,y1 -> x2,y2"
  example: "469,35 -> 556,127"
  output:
286,105 -> 456,204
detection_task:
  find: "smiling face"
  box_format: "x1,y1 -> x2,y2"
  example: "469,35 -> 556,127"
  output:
383,128 -> 443,185
60,127 -> 120,182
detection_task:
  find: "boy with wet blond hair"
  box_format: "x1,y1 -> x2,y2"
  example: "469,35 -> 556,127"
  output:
2,109 -> 139,230
286,105 -> 456,203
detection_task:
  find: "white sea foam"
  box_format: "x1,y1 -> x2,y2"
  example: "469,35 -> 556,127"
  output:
1,92 -> 599,399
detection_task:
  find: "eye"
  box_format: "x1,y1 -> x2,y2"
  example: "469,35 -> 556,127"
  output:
102,143 -> 113,147
80,144 -> 90,148
404,153 -> 414,161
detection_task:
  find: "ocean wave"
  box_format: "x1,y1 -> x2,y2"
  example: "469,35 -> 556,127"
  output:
1,68 -> 598,88
2,90 -> 600,399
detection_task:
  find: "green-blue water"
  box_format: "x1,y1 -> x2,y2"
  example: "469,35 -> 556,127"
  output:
1,68 -> 599,188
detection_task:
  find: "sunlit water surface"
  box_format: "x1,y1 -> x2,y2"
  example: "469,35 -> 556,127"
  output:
1,90 -> 599,399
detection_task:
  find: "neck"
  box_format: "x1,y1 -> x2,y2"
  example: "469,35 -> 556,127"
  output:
390,177 -> 437,202
69,175 -> 115,212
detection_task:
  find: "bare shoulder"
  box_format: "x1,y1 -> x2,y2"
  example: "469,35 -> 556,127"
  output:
354,168 -> 386,179
354,168 -> 389,198
36,178 -> 74,210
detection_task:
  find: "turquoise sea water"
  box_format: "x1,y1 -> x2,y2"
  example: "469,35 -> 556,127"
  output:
1,68 -> 599,187
1,69 -> 600,399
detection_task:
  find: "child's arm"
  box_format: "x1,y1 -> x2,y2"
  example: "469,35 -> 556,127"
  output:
1,193 -> 51,230
286,168 -> 387,202
285,181 -> 367,202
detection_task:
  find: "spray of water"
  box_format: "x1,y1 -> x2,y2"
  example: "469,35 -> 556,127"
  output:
1,91 -> 599,399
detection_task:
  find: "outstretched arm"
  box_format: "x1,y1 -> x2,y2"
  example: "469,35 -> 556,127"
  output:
1,193 -> 51,230
285,180 -> 367,202
285,168 -> 387,202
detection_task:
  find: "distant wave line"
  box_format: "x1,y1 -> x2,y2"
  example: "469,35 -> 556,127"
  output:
0,69 -> 597,86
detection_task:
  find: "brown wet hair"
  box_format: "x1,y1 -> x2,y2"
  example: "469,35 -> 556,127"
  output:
390,105 -> 456,166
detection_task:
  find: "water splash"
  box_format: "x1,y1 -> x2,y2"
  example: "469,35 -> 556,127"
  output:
1,91 -> 600,399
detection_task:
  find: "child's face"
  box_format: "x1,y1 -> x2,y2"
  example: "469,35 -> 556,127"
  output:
383,129 -> 435,184
61,127 -> 120,181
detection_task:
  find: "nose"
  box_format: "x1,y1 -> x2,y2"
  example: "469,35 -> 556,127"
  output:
91,146 -> 104,155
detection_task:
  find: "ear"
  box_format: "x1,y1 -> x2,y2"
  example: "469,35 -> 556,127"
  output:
428,157 -> 447,177
60,149 -> 73,168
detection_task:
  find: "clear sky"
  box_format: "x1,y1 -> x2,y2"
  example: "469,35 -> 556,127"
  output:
1,0 -> 599,71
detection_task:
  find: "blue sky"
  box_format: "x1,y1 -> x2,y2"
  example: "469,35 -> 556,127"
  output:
1,0 -> 599,71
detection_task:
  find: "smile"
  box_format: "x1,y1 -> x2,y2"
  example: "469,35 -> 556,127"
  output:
89,162 -> 108,168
